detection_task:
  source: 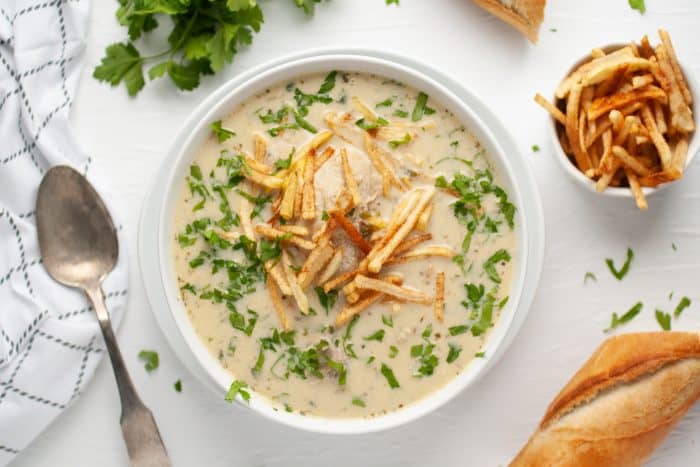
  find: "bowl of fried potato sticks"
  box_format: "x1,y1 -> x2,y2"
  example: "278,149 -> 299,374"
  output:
535,29 -> 698,210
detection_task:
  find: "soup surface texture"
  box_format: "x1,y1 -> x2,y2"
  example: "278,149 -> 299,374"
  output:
173,71 -> 516,418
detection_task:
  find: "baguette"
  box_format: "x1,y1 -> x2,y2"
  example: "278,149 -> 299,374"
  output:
511,332 -> 700,467
472,0 -> 546,43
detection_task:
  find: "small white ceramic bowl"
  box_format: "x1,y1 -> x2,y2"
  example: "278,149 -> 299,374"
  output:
157,54 -> 542,434
549,44 -> 699,198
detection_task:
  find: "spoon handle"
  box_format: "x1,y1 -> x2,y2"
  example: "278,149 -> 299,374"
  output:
85,286 -> 172,467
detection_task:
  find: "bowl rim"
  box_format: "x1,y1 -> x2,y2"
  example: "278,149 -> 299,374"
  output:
156,53 -> 537,434
548,43 -> 699,198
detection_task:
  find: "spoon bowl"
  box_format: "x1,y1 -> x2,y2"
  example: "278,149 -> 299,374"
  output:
36,165 -> 118,288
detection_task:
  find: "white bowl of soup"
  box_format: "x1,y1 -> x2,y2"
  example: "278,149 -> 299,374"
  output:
160,54 -> 537,433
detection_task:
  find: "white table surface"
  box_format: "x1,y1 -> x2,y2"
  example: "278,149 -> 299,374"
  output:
12,0 -> 700,465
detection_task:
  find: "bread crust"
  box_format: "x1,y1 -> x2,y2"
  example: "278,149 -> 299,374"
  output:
472,0 -> 546,43
510,332 -> 700,467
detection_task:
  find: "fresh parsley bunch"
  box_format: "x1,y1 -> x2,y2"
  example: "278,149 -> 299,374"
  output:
94,0 -> 324,96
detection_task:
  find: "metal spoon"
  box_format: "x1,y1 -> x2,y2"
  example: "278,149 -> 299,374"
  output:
36,165 -> 171,467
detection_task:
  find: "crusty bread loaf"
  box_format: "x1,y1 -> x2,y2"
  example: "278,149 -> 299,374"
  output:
511,332 -> 700,467
472,0 -> 546,43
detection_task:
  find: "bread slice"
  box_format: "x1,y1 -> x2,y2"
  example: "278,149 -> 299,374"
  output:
472,0 -> 546,43
511,332 -> 700,466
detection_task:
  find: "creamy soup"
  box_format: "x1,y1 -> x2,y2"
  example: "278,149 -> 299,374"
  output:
172,71 -> 516,418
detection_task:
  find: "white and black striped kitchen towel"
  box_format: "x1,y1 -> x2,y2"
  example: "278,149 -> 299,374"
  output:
0,1 -> 128,464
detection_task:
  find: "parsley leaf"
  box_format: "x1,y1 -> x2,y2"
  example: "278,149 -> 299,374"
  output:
628,0 -> 646,14
449,325 -> 469,336
674,296 -> 691,317
174,379 -> 182,392
411,91 -> 430,121
483,249 -> 511,284
584,272 -> 597,284
363,329 -> 385,342
388,133 -> 412,149
380,363 -> 400,388
605,302 -> 643,333
352,397 -> 366,407
225,379 -> 250,403
655,309 -> 671,331
446,342 -> 462,363
356,117 -> 389,131
382,314 -> 393,327
211,120 -> 236,143
138,350 -> 159,373
606,248 -> 634,280
96,1 -> 294,95
93,42 -> 145,97
315,287 -> 338,315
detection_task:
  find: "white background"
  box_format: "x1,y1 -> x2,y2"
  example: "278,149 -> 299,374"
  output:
13,0 -> 700,465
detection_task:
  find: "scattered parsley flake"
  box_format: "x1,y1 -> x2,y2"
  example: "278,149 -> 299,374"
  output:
446,342 -> 462,363
211,120 -> 236,142
584,272 -> 597,285
628,0 -> 646,14
138,350 -> 159,373
674,296 -> 691,318
605,302 -> 643,333
352,397 -> 366,407
380,363 -> 400,388
225,379 -> 250,403
531,144 -> 540,152
655,310 -> 671,331
364,329 -> 385,342
411,92 -> 430,121
606,247 -> 634,280
174,379 -> 182,393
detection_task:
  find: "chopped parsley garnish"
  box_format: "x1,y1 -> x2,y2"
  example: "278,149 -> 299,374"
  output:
605,302 -> 643,333
321,210 -> 330,221
483,249 -> 511,284
225,379 -> 250,403
655,310 -> 671,331
472,294 -> 494,336
252,347 -> 265,374
449,325 -> 469,336
342,315 -> 359,358
181,283 -> 196,294
317,70 -> 337,94
364,329 -> 385,342
531,144 -> 540,152
235,189 -> 272,219
584,272 -> 597,284
392,109 -> 409,118
229,308 -> 258,336
475,351 -> 485,358
388,133 -> 412,149
138,350 -> 159,373
352,397 -> 366,407
411,91 -> 430,121
606,247 -> 634,280
315,287 -> 338,315
446,342 -> 462,363
380,363 -> 400,388
389,345 -> 399,358
376,97 -> 394,108
293,109 -> 317,133
260,105 -> 291,124
186,164 -> 210,211
674,296 -> 691,317
382,314 -> 394,327
211,120 -> 236,142
274,147 -> 295,172
356,116 -> 389,131
174,380 -> 182,393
